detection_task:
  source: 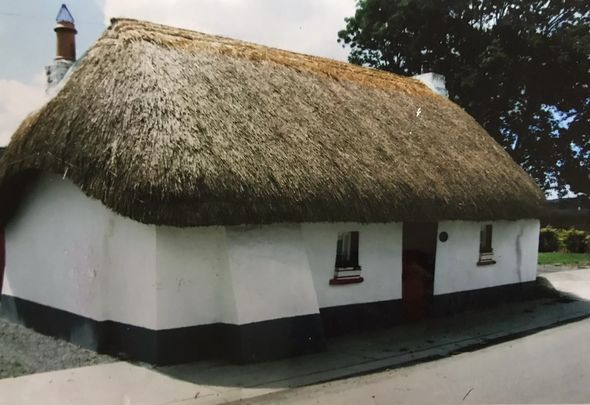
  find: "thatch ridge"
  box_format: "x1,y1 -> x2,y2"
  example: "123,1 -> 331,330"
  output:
109,18 -> 432,97
0,18 -> 544,226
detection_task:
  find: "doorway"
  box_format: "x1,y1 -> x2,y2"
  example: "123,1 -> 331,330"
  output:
0,229 -> 4,295
402,222 -> 438,320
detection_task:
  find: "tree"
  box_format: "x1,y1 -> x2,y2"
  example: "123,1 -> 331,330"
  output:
338,0 -> 590,196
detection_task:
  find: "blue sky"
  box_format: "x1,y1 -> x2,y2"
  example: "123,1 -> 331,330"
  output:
0,0 -> 356,144
0,0 -> 105,84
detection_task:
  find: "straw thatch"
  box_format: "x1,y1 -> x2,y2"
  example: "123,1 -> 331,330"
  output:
0,19 -> 544,227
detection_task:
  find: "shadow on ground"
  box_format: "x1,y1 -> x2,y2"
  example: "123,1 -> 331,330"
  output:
153,275 -> 590,392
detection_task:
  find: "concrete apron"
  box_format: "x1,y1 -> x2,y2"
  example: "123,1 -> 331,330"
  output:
1,271 -> 590,405
538,267 -> 590,300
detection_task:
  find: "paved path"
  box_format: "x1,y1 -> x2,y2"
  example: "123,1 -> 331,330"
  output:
539,267 -> 590,300
247,316 -> 590,404
0,269 -> 589,405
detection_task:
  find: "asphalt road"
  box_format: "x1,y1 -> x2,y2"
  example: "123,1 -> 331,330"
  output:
248,316 -> 590,404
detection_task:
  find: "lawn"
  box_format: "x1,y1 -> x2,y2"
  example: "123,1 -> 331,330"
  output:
538,252 -> 590,267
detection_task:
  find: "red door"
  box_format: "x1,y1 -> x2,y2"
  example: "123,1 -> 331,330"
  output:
402,250 -> 430,321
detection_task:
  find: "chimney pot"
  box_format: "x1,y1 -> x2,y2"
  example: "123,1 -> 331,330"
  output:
54,4 -> 76,61
46,4 -> 77,92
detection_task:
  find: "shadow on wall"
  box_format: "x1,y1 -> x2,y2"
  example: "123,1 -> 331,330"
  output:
516,224 -> 524,282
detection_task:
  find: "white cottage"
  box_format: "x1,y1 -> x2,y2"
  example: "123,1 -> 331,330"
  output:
0,19 -> 544,365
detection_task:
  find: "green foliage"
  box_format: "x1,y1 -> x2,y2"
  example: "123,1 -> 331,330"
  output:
539,226 -> 560,252
562,228 -> 589,253
539,226 -> 589,253
538,252 -> 590,266
338,0 -> 590,195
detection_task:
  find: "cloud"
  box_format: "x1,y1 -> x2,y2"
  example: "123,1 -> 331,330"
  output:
0,72 -> 48,146
103,0 -> 355,61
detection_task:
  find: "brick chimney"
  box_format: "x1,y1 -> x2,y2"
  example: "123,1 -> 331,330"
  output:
55,4 -> 77,61
46,4 -> 77,91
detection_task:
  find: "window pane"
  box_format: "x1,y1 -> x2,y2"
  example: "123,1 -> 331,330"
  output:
341,232 -> 351,261
350,231 -> 359,265
335,231 -> 360,268
479,226 -> 486,252
335,235 -> 344,267
479,224 -> 493,253
485,225 -> 493,251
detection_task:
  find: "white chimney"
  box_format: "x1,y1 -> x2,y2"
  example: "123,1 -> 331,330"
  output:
412,73 -> 449,98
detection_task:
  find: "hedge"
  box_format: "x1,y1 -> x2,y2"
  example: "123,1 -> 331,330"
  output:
539,227 -> 590,253
539,227 -> 561,252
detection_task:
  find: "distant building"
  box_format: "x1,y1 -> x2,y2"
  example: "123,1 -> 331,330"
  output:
542,196 -> 590,231
0,17 -> 544,365
546,196 -> 590,212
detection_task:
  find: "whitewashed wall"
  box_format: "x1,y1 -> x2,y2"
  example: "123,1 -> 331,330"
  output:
225,225 -> 320,324
155,224 -> 320,328
433,220 -> 540,295
3,174 -> 540,331
155,225 -> 235,329
3,175 -> 158,328
3,175 -> 322,330
302,222 -> 403,309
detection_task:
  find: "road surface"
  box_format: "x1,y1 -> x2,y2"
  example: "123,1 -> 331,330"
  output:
249,316 -> 590,404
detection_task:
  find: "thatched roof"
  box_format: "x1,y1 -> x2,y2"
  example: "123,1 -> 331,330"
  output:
0,19 -> 544,227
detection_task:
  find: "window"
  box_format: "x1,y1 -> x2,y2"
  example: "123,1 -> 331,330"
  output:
330,231 -> 363,285
478,224 -> 496,265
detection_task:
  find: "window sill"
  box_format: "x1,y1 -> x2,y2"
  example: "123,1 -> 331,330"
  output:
331,266 -> 363,285
329,276 -> 364,285
477,259 -> 496,266
334,266 -> 362,271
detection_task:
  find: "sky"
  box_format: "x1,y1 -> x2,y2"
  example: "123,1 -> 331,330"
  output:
0,0 -> 357,145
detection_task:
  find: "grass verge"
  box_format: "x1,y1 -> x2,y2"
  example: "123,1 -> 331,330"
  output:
538,252 -> 590,267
